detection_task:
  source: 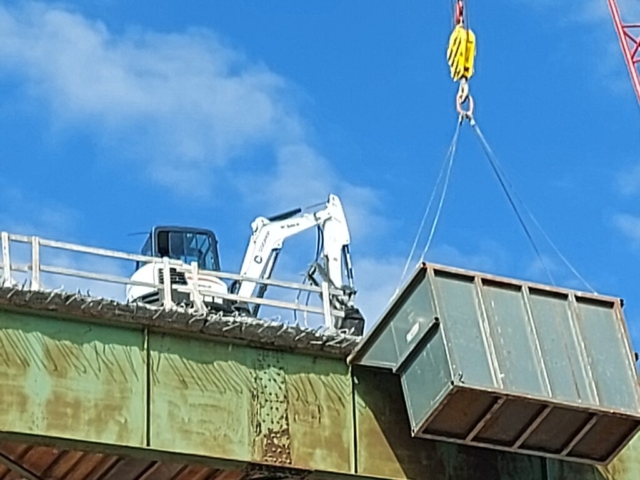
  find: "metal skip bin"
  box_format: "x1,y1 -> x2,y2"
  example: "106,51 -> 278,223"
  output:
349,263 -> 640,464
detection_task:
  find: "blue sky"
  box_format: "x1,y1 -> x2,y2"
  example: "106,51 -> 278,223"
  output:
0,1 -> 639,341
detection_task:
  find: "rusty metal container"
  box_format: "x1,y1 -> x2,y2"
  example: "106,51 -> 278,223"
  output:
349,263 -> 640,465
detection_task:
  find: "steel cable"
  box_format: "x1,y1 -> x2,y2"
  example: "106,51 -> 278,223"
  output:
469,117 -> 595,292
420,117 -> 462,261
397,116 -> 463,290
469,118 -> 555,285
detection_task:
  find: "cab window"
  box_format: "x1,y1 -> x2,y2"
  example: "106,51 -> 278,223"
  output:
165,231 -> 219,271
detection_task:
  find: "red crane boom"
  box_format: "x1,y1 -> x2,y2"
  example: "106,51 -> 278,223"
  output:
608,0 -> 640,106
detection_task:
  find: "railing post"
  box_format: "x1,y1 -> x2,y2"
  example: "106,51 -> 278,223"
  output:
1,232 -> 11,288
31,236 -> 40,291
321,281 -> 334,330
162,257 -> 174,309
190,261 -> 206,313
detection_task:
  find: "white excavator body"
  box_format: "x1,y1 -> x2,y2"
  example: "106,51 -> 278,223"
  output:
126,194 -> 364,334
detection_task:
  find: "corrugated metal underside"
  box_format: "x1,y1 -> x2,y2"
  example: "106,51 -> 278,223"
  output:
0,442 -> 252,480
417,387 -> 640,464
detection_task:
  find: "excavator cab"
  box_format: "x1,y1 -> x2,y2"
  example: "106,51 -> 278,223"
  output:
137,226 -> 221,272
127,226 -> 228,308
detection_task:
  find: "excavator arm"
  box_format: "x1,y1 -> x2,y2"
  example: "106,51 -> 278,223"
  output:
230,193 -> 363,334
233,194 -> 354,300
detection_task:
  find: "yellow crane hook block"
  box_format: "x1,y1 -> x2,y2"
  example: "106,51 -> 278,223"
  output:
447,24 -> 476,82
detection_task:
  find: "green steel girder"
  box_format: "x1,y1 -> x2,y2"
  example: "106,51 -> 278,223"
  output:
0,308 -> 639,480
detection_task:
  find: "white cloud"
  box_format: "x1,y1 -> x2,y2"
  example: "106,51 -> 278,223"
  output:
616,164 -> 640,195
0,2 -> 383,240
523,254 -> 591,291
352,256 -> 405,329
518,0 -> 640,22
0,2 -> 302,194
614,213 -> 640,246
525,254 -> 559,282
0,2 -> 395,328
0,184 -> 77,238
425,243 -> 504,275
582,0 -> 640,23
239,144 -> 387,239
0,183 -> 130,300
517,0 -> 640,98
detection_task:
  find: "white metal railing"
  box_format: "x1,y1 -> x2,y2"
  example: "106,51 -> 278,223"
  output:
0,232 -> 345,330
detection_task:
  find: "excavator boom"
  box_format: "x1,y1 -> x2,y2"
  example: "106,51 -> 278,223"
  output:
234,194 -> 354,300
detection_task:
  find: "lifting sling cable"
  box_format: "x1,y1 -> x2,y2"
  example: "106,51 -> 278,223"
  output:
446,1 -> 593,293
398,2 -> 472,290
400,0 -> 594,293
397,116 -> 464,290
420,117 -> 463,261
470,118 -> 556,286
468,116 -> 597,293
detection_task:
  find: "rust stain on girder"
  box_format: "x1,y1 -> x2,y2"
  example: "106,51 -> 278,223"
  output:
251,350 -> 293,466
261,428 -> 293,466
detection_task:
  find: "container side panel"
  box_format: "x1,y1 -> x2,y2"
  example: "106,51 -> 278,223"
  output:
354,367 -> 545,480
575,301 -> 639,411
359,324 -> 398,369
391,278 -> 437,365
528,292 -> 595,404
401,326 -> 451,430
0,311 -> 146,447
481,283 -> 546,396
360,276 -> 436,370
149,333 -> 352,473
432,274 -> 494,387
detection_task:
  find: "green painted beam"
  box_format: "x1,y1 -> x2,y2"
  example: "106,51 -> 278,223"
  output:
0,309 -> 354,475
149,331 -> 353,472
0,308 -> 639,480
0,310 -> 146,447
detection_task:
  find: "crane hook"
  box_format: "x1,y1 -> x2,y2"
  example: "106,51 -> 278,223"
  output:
456,80 -> 474,119
447,0 -> 476,120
